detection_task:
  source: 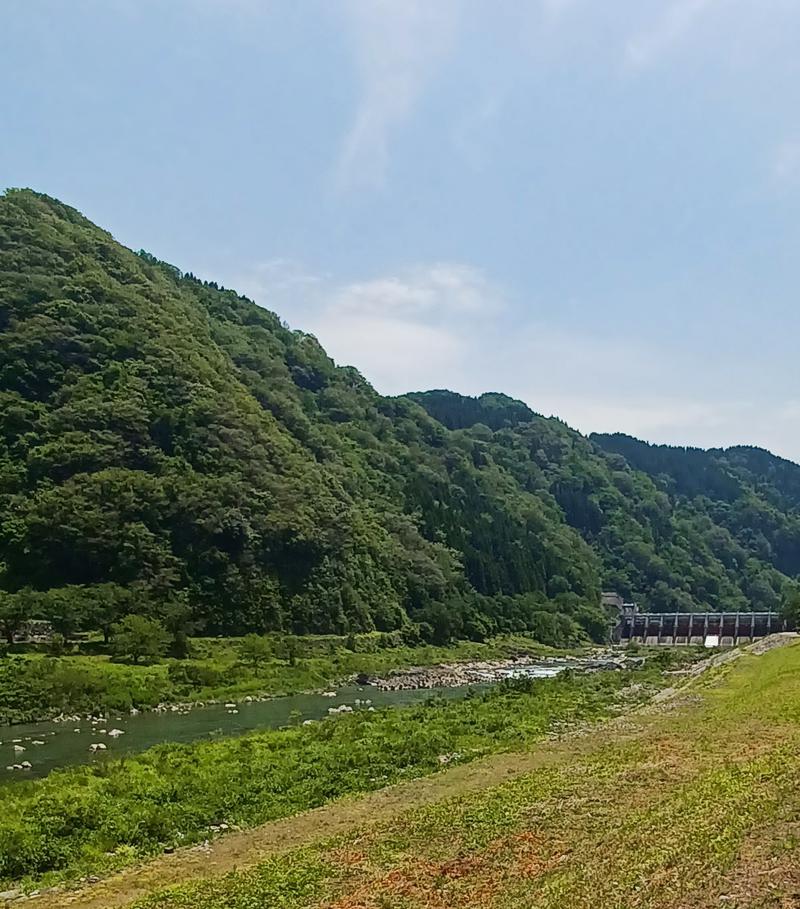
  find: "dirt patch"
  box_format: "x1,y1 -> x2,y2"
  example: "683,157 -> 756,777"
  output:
321,831 -> 566,909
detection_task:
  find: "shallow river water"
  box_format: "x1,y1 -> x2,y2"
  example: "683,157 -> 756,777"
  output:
0,658 -> 579,781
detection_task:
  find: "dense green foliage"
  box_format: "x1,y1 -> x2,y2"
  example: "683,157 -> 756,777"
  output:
411,391 -> 800,613
0,190 -> 604,642
1,189 -> 798,645
0,665 -> 664,885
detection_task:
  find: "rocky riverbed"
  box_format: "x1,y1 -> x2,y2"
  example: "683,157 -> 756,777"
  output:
364,651 -> 640,691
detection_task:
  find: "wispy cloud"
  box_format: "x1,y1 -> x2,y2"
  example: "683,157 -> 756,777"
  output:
625,0 -> 717,68
234,259 -> 502,393
230,256 -> 800,458
336,0 -> 459,192
330,264 -> 499,317
771,139 -> 800,183
541,0 -> 580,19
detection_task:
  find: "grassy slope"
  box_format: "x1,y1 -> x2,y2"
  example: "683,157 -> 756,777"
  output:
115,638 -> 800,909
1,660 -> 663,890
0,633 -> 557,724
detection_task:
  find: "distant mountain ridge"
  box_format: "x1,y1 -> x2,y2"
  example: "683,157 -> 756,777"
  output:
0,190 -> 797,646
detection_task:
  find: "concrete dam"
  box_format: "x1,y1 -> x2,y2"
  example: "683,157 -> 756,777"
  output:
613,608 -> 786,647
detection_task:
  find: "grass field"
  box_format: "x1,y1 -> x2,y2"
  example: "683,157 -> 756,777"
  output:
1,662 -> 658,890
17,639 -> 800,909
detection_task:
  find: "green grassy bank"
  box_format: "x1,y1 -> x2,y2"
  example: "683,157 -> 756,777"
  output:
0,656 -> 681,890
133,640 -> 800,909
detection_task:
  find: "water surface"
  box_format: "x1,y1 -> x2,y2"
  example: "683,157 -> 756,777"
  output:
0,659 -> 575,781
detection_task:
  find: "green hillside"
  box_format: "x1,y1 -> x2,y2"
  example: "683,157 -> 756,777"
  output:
0,190 -> 797,646
409,392 -> 800,614
0,190 -> 600,645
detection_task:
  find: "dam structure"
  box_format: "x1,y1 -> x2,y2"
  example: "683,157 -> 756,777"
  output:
604,594 -> 787,646
613,606 -> 786,647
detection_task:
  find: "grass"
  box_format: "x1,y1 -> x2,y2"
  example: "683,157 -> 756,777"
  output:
0,632 -> 559,724
0,660 -> 671,891
124,639 -> 800,909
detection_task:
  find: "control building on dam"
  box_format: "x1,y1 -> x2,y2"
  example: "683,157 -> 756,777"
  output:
604,593 -> 788,647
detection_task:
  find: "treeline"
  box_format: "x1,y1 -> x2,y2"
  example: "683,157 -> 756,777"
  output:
0,190 -> 797,647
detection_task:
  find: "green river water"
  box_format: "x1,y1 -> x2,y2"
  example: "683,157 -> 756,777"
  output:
0,659 -> 576,781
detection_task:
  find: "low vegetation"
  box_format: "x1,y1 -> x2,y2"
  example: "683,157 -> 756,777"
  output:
130,640 -> 800,909
0,658 -> 681,889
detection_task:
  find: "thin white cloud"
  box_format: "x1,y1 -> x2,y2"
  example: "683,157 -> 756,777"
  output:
772,139 -> 800,183
541,0 -> 580,19
331,264 -> 499,317
310,314 -> 466,393
233,259 -> 502,393
625,0 -> 717,68
336,0 -> 459,191
231,258 -> 800,460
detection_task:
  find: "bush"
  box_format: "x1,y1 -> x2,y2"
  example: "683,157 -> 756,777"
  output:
167,661 -> 224,690
111,615 -> 169,664
237,634 -> 272,668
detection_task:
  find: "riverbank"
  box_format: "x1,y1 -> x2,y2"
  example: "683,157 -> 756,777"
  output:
0,633 -> 562,726
147,637 -> 800,909
0,652 -> 690,895
18,636 -> 794,909
1,651 -> 635,783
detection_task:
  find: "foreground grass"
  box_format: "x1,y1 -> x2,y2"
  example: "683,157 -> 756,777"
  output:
0,661 -> 662,889
130,640 -> 800,909
0,632 -> 555,724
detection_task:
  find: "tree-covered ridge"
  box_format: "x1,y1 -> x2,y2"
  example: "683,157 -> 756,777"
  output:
591,433 -> 800,594
1,190 -> 796,644
0,190 -> 603,644
410,391 -> 799,613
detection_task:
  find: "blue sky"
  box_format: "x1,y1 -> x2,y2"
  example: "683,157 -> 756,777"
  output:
4,1 -> 800,457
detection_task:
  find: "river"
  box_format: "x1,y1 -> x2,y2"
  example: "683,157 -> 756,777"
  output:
0,657 -> 585,781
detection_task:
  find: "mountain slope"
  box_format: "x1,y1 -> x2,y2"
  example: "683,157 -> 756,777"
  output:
0,190 -> 601,643
410,391 -> 800,613
1,190 -> 797,645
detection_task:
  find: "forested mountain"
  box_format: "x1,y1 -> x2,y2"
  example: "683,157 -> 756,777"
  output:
411,391 -> 800,614
0,190 -> 796,647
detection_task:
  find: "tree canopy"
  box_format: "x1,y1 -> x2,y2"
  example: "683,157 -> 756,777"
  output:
0,189 -> 797,647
